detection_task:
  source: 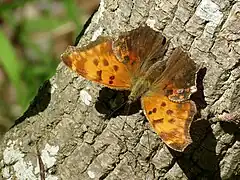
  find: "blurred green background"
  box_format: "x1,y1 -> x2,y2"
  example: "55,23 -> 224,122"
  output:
0,0 -> 99,135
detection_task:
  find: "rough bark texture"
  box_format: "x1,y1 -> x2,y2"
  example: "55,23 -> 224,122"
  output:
1,0 -> 240,179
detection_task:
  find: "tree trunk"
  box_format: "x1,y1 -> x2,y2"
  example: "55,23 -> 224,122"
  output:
1,0 -> 240,179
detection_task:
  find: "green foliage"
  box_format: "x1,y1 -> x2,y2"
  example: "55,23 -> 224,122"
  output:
0,30 -> 23,105
0,1 -> 83,115
0,0 -> 34,13
64,0 -> 82,30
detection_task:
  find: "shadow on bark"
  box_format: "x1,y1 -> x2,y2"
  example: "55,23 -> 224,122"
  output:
13,80 -> 52,127
95,87 -> 141,118
191,67 -> 207,111
221,122 -> 240,140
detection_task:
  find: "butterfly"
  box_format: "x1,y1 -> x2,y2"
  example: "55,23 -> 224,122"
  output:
61,26 -> 198,152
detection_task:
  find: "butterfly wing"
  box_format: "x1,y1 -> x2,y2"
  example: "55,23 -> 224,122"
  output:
61,38 -> 132,89
112,26 -> 168,78
152,48 -> 198,102
141,94 -> 196,151
61,26 -> 168,90
141,48 -> 198,151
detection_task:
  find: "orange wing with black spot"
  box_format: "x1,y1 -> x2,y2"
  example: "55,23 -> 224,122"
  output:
141,94 -> 196,151
61,39 -> 134,90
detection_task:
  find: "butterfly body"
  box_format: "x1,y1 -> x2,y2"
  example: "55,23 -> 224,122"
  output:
61,26 -> 198,152
128,76 -> 151,102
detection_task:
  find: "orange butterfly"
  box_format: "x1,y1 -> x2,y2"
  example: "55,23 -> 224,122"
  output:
61,26 -> 198,152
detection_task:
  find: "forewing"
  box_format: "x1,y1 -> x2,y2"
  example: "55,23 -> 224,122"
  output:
61,38 -> 131,89
112,26 -> 168,77
141,93 -> 196,151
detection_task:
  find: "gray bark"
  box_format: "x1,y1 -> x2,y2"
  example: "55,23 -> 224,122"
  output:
1,0 -> 240,179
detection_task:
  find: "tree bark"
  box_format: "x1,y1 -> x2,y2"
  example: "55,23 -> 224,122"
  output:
1,0 -> 240,179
